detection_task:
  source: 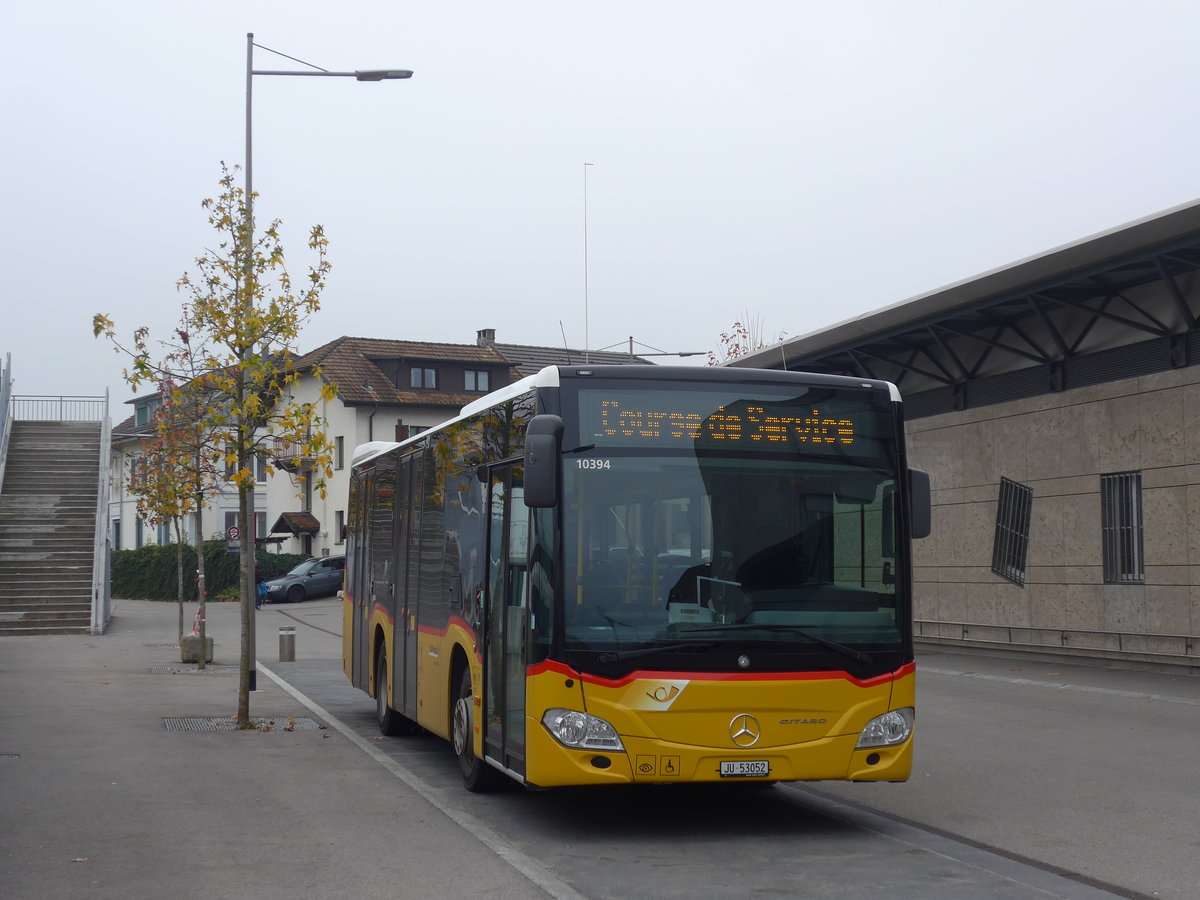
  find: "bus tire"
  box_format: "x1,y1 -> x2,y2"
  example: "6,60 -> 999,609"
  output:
375,650 -> 409,737
452,667 -> 503,792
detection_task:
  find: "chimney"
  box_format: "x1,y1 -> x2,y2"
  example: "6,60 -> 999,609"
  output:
476,328 -> 496,347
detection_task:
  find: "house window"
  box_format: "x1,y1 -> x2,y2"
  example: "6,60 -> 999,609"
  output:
991,477 -> 1033,587
335,510 -> 345,544
411,367 -> 438,389
135,519 -> 144,548
157,522 -> 171,544
225,450 -> 268,482
1101,472 -> 1144,583
466,370 -> 490,392
112,519 -> 121,551
335,436 -> 345,470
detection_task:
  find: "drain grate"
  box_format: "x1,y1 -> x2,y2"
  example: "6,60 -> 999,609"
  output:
151,665 -> 239,675
144,643 -> 179,649
0,753 -> 20,760
163,716 -> 322,733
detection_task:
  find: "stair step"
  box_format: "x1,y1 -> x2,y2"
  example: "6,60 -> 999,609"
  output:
0,623 -> 92,635
0,606 -> 91,618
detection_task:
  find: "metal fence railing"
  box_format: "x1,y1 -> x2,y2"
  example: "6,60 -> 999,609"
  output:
12,395 -> 109,422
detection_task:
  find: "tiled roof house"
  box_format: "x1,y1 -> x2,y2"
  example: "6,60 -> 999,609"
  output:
110,330 -> 655,558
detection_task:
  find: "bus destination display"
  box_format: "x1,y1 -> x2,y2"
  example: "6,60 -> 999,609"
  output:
580,390 -> 865,451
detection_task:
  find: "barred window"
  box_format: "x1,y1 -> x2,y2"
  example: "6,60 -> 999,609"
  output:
1101,472 -> 1144,583
992,477 -> 1033,587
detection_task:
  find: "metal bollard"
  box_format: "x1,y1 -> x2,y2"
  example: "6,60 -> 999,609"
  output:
278,625 -> 296,662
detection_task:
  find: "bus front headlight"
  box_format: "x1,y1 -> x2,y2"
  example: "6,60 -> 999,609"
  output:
542,709 -> 625,751
856,708 -> 914,749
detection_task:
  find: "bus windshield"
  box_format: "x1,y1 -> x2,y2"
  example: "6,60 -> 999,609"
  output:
561,380 -> 904,671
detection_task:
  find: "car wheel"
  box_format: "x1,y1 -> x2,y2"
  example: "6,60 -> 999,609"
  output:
287,584 -> 305,603
452,667 -> 504,792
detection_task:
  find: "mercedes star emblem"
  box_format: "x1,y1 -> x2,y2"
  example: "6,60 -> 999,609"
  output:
729,713 -> 761,747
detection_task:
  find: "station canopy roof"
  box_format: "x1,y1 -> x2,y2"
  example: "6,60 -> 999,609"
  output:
731,198 -> 1200,418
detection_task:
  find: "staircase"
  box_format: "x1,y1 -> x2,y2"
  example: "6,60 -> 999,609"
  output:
0,421 -> 103,634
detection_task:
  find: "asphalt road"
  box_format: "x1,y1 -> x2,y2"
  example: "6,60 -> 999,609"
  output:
264,599 -> 1199,900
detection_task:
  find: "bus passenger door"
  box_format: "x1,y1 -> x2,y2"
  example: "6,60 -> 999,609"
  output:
399,451 -> 421,722
348,469 -> 372,690
484,464 -> 529,776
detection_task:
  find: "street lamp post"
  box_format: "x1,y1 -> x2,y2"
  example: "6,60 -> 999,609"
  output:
241,34 -> 411,692
245,32 -> 413,234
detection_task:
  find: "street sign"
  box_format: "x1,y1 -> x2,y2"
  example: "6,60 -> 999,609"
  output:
227,525 -> 240,540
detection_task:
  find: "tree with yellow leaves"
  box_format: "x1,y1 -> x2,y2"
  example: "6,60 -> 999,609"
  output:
95,164 -> 336,725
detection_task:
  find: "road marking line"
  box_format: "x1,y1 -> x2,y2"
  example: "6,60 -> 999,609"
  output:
258,662 -> 586,900
921,666 -> 1200,706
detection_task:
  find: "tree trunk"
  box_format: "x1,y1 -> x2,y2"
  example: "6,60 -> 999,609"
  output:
194,498 -> 207,672
236,477 -> 255,726
174,517 -> 185,639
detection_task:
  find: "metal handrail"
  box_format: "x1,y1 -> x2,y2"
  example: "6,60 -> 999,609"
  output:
12,395 -> 108,422
91,391 -> 112,634
915,618 -> 1198,663
0,354 -> 11,492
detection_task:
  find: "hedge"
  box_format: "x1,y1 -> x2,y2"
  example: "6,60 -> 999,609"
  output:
111,541 -> 309,602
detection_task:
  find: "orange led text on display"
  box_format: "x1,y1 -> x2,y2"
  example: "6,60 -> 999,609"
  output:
598,401 -> 855,445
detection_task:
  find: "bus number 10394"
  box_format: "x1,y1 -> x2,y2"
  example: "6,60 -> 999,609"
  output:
576,459 -> 612,469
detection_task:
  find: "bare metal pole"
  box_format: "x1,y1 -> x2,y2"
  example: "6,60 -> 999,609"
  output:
246,33 -> 254,234
583,162 -> 593,363
244,32 -> 257,693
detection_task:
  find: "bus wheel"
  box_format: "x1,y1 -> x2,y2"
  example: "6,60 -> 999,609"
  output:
375,651 -> 409,737
452,668 -> 503,792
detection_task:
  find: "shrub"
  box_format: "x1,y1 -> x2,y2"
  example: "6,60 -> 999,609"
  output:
111,541 -> 308,601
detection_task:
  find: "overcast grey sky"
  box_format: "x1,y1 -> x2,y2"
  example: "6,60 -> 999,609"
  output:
6,1 -> 1200,411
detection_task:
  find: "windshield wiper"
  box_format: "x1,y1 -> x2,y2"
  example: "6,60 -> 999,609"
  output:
678,624 -> 874,665
596,640 -> 716,663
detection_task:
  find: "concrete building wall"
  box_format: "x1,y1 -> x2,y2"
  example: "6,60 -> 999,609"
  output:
907,367 -> 1200,662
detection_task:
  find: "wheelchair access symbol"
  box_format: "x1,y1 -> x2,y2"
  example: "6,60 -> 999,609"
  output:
636,755 -> 680,777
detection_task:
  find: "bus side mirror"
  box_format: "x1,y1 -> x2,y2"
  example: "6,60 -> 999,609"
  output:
524,414 -> 564,508
909,468 -> 931,539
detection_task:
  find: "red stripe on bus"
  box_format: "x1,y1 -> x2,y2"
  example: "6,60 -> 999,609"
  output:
528,658 -> 914,689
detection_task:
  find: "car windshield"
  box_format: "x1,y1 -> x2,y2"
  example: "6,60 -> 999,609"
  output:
287,560 -> 319,577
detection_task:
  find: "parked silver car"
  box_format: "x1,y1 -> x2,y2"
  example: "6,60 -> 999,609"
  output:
263,555 -> 345,603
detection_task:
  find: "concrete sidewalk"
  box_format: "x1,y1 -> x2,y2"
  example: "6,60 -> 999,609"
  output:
0,598 -> 546,900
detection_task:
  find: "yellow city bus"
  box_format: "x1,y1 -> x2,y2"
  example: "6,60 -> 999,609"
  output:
343,365 -> 930,791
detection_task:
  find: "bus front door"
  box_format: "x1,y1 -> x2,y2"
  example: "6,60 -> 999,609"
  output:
484,464 -> 529,777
